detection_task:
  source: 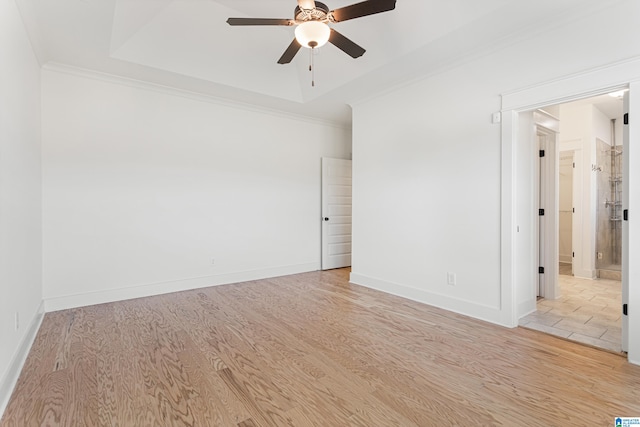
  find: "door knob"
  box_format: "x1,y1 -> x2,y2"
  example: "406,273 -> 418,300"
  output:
324,217 -> 329,221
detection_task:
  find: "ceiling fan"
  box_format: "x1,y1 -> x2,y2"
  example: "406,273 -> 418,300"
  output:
226,0 -> 397,65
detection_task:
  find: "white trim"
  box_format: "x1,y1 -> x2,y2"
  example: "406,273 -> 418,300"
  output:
536,119 -> 560,300
622,88 -> 630,353
626,81 -> 640,361
41,63 -> 350,130
500,110 -> 518,327
501,56 -> 640,111
0,301 -> 45,418
518,301 -> 536,319
349,273 -> 505,327
43,263 -> 318,312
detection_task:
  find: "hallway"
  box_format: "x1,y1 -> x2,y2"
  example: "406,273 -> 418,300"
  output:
519,274 -> 622,353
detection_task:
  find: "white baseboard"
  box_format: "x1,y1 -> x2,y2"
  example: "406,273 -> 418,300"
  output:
573,268 -> 597,280
559,256 -> 572,264
0,301 -> 45,419
349,272 -> 507,327
44,262 -> 319,312
518,300 -> 537,319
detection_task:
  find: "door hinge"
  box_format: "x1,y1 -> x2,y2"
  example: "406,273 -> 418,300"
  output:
572,252 -> 575,258
623,303 -> 628,316
624,209 -> 628,221
624,113 -> 629,125
538,266 -> 545,274
539,150 -> 545,157
573,162 -> 575,168
572,207 -> 575,213
539,208 -> 545,216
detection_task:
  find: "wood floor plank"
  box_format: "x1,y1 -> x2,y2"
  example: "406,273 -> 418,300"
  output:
177,343 -> 239,427
2,268 -> 640,426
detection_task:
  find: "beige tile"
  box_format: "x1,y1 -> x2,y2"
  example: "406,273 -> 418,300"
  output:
535,305 -> 552,314
520,322 -> 572,339
567,333 -> 622,353
537,299 -> 561,309
524,272 -> 622,352
574,305 -> 618,318
600,328 -> 623,344
586,318 -> 622,331
520,312 -> 563,327
546,308 -> 593,324
554,319 -> 607,339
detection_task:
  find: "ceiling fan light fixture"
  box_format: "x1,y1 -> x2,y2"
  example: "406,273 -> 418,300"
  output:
295,21 -> 330,48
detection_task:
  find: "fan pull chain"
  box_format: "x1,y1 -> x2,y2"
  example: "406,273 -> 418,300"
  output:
309,48 -> 315,87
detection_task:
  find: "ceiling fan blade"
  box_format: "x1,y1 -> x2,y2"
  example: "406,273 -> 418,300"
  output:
278,39 -> 302,64
297,0 -> 316,10
227,18 -> 294,26
330,0 -> 396,22
329,29 -> 365,58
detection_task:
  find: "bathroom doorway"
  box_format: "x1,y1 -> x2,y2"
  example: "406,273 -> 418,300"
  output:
520,92 -> 626,353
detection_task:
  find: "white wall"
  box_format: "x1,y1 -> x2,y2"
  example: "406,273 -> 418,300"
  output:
351,66 -> 503,323
41,67 -> 351,310
559,104 -> 598,278
350,0 -> 640,331
0,0 -> 43,414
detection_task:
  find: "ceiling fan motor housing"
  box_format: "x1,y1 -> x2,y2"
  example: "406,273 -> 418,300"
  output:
294,2 -> 330,22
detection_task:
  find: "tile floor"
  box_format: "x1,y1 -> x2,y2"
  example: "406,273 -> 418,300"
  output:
558,262 -> 572,276
519,270 -> 622,353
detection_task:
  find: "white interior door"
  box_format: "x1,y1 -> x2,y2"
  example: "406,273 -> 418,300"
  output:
321,158 -> 352,270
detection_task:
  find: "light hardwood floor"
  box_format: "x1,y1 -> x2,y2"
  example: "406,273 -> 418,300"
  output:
2,268 -> 640,426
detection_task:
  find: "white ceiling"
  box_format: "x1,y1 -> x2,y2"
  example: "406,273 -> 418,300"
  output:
16,0 -> 606,125
566,93 -> 625,120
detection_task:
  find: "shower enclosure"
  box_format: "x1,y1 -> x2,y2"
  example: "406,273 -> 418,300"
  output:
596,119 -> 623,279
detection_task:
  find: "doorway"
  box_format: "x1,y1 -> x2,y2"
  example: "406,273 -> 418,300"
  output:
558,150 -> 574,276
519,93 -> 626,353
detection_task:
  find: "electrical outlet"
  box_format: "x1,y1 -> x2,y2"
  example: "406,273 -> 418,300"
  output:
15,312 -> 19,331
447,272 -> 456,286
597,252 -> 603,260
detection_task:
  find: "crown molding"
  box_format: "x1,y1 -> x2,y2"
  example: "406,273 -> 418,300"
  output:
42,62 -> 350,130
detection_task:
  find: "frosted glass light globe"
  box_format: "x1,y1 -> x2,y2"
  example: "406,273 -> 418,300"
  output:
295,21 -> 330,48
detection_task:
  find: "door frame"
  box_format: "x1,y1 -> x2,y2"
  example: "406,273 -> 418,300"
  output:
622,91 -> 630,353
534,111 -> 560,299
